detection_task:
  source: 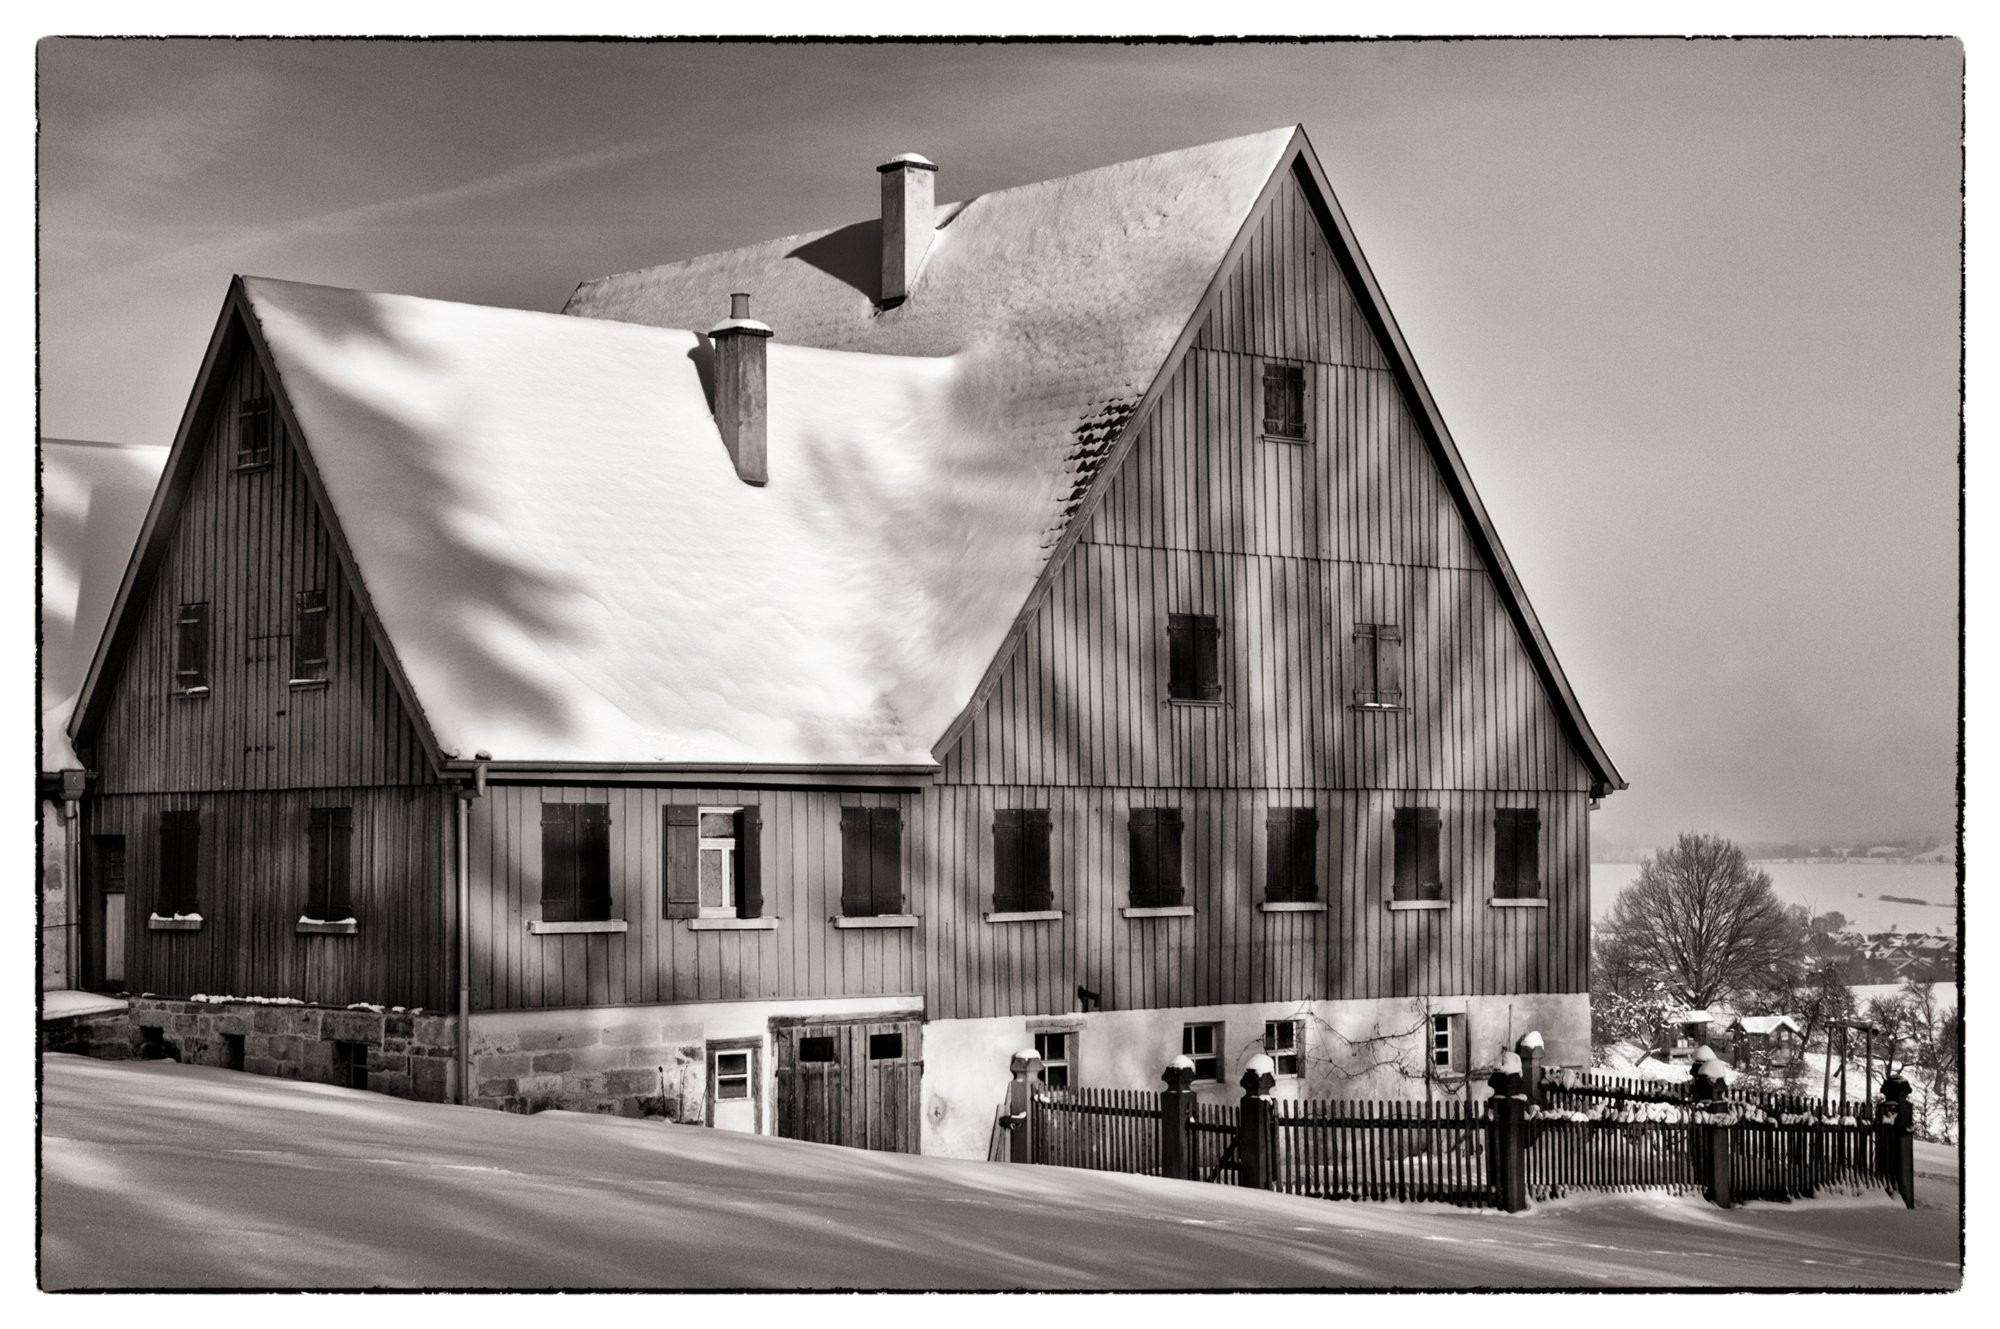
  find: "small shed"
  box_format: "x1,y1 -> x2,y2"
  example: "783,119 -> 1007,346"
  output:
1659,1009 -> 1713,1061
1728,1014 -> 1803,1066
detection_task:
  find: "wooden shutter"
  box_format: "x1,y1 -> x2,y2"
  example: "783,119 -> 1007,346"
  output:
1268,807 -> 1316,903
1167,615 -> 1196,699
293,590 -> 328,682
577,803 -> 611,921
992,809 -> 1024,913
1350,624 -> 1376,705
306,806 -> 354,920
1194,617 -> 1221,701
1508,808 -> 1541,896
1265,809 -> 1295,903
160,810 -> 199,915
540,803 -> 578,922
1155,808 -> 1184,907
1417,807 -> 1442,898
664,804 -> 700,919
840,807 -> 872,917
1376,624 -> 1404,706
1129,808 -> 1159,908
1285,365 -> 1305,436
175,604 -> 208,691
238,396 -> 273,468
1022,809 -> 1053,912
1393,807 -> 1417,900
736,805 -> 763,918
869,807 -> 904,916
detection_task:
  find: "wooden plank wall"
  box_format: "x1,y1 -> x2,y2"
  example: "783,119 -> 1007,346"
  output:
87,786 -> 455,1010
90,343 -> 433,796
928,170 -> 1596,1017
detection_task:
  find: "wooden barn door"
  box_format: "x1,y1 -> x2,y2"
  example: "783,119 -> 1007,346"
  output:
773,1015 -> 924,1154
83,835 -> 127,993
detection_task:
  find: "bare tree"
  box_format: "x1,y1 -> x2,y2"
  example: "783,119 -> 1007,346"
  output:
1598,832 -> 1806,1011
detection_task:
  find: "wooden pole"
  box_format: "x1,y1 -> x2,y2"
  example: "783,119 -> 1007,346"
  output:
1006,1049 -> 1040,1164
1161,1057 -> 1195,1181
1237,1055 -> 1275,1189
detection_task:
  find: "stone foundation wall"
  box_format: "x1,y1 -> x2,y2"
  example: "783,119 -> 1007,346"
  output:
42,1009 -> 135,1059
467,1010 -> 705,1119
121,997 -> 459,1102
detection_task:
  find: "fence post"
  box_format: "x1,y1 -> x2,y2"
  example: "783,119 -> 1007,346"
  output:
1516,1031 -> 1545,1107
1486,1052 -> 1529,1212
1880,1072 -> 1917,1209
1161,1055 -> 1196,1181
1236,1054 -> 1276,1189
1006,1048 -> 1041,1164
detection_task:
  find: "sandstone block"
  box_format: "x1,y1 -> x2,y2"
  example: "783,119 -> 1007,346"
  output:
531,1052 -> 574,1074
476,1052 -> 531,1078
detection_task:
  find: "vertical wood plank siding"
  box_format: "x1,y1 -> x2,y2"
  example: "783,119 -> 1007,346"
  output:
90,343 -> 432,795
85,786 -> 455,1010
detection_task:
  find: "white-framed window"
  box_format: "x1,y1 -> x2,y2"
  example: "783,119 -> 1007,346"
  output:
713,1049 -> 751,1100
1034,1030 -> 1073,1089
1182,1022 -> 1222,1081
698,806 -> 743,918
1431,1013 -> 1467,1075
1264,1019 -> 1301,1078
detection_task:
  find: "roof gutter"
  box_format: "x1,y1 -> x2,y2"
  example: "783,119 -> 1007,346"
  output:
434,759 -> 940,790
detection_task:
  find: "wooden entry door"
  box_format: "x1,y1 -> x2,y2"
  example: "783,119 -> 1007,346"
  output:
83,835 -> 127,992
706,1039 -> 762,1135
772,1015 -> 924,1153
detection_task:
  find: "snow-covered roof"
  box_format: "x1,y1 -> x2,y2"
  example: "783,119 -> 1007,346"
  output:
244,277 -> 1071,767
1731,1015 -> 1802,1037
40,439 -> 169,770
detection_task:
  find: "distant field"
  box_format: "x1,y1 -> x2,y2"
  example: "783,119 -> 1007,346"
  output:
1590,861 -> 1957,935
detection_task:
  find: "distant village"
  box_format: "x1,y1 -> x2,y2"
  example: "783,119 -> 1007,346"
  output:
1594,836 -> 1951,865
1809,918 -> 1958,985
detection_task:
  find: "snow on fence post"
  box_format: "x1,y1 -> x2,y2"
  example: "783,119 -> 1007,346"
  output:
1160,1055 -> 1196,1181
1236,1055 -> 1276,1190
1486,1052 -> 1529,1212
1879,1072 -> 1917,1209
1516,1031 -> 1545,1107
1006,1048 -> 1041,1164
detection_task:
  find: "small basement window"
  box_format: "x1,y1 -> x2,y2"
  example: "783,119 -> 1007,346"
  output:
1182,1022 -> 1222,1082
222,1032 -> 245,1071
1034,1030 -> 1073,1089
332,1040 -> 370,1091
868,1032 -> 904,1060
714,1050 -> 751,1100
798,1036 -> 837,1063
1431,1014 -> 1467,1076
1264,1019 -> 1301,1078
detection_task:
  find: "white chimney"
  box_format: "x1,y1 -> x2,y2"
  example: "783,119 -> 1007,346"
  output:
878,152 -> 938,307
709,292 -> 772,486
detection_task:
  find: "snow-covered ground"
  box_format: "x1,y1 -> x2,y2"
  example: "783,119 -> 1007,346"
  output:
38,1054 -> 1957,1290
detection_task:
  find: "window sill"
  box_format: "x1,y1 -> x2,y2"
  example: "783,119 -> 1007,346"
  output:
1488,897 -> 1549,909
526,919 -> 628,935
1349,702 -> 1407,713
1165,698 -> 1226,708
1257,431 -> 1311,446
1387,899 -> 1449,911
832,914 -> 919,929
233,461 -> 271,474
1121,905 -> 1194,919
148,915 -> 203,931
287,678 -> 329,691
295,919 -> 358,935
174,687 -> 210,699
984,910 -> 1064,924
1258,901 -> 1326,913
688,916 -> 779,931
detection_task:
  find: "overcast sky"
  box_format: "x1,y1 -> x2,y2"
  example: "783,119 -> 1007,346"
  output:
34,38 -> 1962,849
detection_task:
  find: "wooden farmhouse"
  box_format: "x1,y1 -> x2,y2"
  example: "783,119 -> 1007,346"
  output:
55,126 -> 1622,1157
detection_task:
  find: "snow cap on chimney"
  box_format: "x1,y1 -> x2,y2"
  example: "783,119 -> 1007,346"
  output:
709,292 -> 772,487
878,152 -> 939,307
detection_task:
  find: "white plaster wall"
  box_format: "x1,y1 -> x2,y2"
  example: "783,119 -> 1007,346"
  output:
917,992 -> 1591,1159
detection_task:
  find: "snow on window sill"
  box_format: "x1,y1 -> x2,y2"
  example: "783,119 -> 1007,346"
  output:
1120,905 -> 1194,919
1488,897 -> 1548,909
296,917 -> 359,935
1165,698 -> 1226,708
174,686 -> 210,699
687,916 -> 778,931
287,678 -> 329,691
831,914 -> 918,929
1387,899 -> 1449,911
1349,702 -> 1407,713
526,919 -> 628,935
983,910 -> 1064,923
148,913 -> 203,931
1258,901 -> 1326,913
1257,431 -> 1311,446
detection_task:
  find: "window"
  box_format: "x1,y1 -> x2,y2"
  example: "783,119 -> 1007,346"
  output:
869,1032 -> 904,1060
798,1036 -> 837,1063
1182,1023 -> 1222,1081
1167,613 -> 1222,701
1493,808 -> 1542,897
1261,362 -> 1307,440
291,590 -> 328,685
1431,1013 -> 1467,1075
331,1040 -> 370,1090
992,809 -> 1053,912
540,802 -> 611,923
1393,807 -> 1443,901
1128,808 -> 1184,908
1264,807 -> 1318,902
838,806 -> 904,917
306,806 -> 353,921
1351,622 -> 1404,708
1264,1019 -> 1301,1078
157,810 -> 200,916
665,804 -> 763,920
174,603 -> 209,695
237,396 -> 274,470
714,1050 -> 752,1100
1034,1031 -> 1073,1089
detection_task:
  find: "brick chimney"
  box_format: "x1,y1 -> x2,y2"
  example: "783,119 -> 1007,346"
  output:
709,292 -> 772,486
878,152 -> 938,307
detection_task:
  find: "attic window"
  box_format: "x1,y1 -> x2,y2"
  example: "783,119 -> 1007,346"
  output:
1167,613 -> 1221,702
291,590 -> 328,687
174,603 -> 209,696
1350,622 -> 1404,709
1261,362 -> 1307,441
237,397 -> 274,470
